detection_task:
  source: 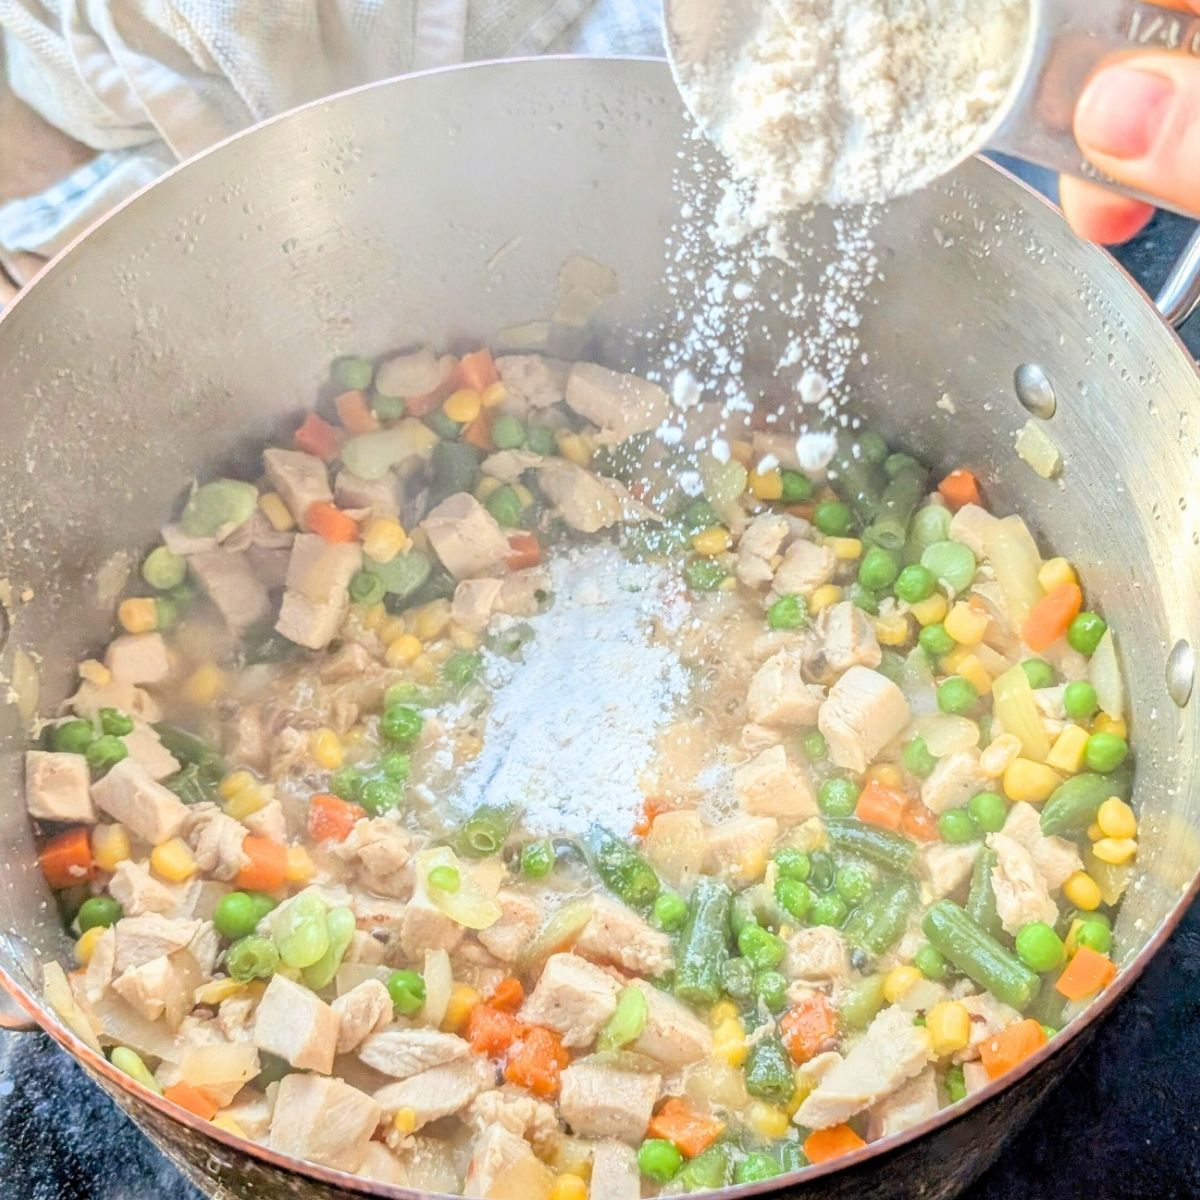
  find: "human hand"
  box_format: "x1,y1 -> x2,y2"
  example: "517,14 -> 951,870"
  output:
1061,0 -> 1200,243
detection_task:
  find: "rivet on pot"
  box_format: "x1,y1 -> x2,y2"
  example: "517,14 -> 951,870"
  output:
1014,364 -> 1056,419
1166,639 -> 1195,708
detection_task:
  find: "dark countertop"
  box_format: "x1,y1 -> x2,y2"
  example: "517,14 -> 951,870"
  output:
2,206 -> 1198,1200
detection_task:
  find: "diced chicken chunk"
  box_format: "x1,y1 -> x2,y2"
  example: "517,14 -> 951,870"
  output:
921,749 -> 988,815
220,1091 -> 273,1140
947,504 -> 997,559
536,460 -> 656,533
185,805 -> 250,881
627,979 -> 713,1068
736,513 -> 794,588
784,926 -> 850,984
497,354 -> 570,410
108,860 -> 176,916
422,493 -> 511,580
963,1060 -> 991,1095
818,667 -> 911,775
252,974 -> 340,1074
806,602 -> 882,684
702,816 -> 779,888
589,1141 -> 641,1200
481,449 -> 545,483
747,653 -> 824,728
773,540 -> 837,597
795,1004 -> 933,1129
331,980 -> 394,1054
359,1029 -> 469,1079
989,832 -> 1059,936
188,550 -> 271,634
519,953 -> 620,1049
68,678 -> 161,725
477,889 -> 542,963
1000,802 -> 1084,890
122,723 -> 180,782
112,955 -> 190,1027
25,751 -> 95,823
400,876 -> 464,959
268,1074 -> 381,1173
466,1088 -> 561,1156
452,577 -> 505,633
334,818 -> 412,898
464,1124 -> 554,1200
734,744 -> 818,820
564,363 -> 670,445
373,1055 -> 494,1128
83,928 -> 116,1003
866,1065 -> 939,1140
335,469 -> 400,518
263,448 -> 332,528
276,592 -> 345,651
91,758 -> 189,846
104,633 -> 172,687
957,992 -> 1022,1062
916,841 -> 980,902
244,798 -> 287,844
558,1062 -> 660,1142
574,893 -> 674,978
276,532 -> 362,650
113,914 -> 201,972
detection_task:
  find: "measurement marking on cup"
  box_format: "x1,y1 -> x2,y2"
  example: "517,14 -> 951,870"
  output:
1126,10 -> 1200,54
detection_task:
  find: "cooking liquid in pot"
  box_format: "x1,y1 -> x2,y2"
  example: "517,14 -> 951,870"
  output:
26,343 -> 1138,1192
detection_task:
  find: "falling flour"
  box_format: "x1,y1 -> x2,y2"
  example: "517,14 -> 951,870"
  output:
449,545 -> 689,839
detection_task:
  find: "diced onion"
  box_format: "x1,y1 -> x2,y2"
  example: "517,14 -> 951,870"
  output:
335,962 -> 391,997
699,455 -> 748,529
518,898 -> 594,969
984,515 -> 1043,625
897,648 -> 938,715
918,714 -> 981,757
644,809 -> 706,888
43,962 -> 102,1055
1089,630 -> 1124,721
87,990 -> 181,1062
991,664 -> 1051,761
420,948 -> 453,1029
415,848 -> 502,930
375,348 -> 443,399
178,1041 -> 259,1088
1015,420 -> 1063,479
341,420 -> 439,481
1085,849 -> 1134,906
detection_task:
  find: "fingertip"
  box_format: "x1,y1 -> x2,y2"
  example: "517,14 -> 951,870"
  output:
1059,176 -> 1155,244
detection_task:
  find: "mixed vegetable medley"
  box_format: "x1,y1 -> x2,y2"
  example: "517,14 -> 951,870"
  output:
28,343 -> 1137,1195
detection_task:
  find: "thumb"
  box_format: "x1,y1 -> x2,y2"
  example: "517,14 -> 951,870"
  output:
1075,54 -> 1200,216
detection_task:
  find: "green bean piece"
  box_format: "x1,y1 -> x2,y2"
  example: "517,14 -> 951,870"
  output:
180,479 -> 258,538
744,1036 -> 796,1104
676,1146 -> 733,1192
110,1047 -> 163,1094
674,877 -> 733,1007
830,443 -> 887,523
597,985 -> 649,1051
1040,771 -> 1132,836
301,906 -> 358,990
458,804 -> 519,859
153,724 -> 225,777
966,848 -> 1005,940
944,1063 -> 967,1103
841,878 -> 917,957
427,441 -> 481,506
735,1153 -> 781,1184
166,762 -> 216,805
720,956 -> 755,1001
332,355 -> 374,391
839,975 -> 886,1030
824,819 -> 917,874
865,465 -> 928,551
922,900 -> 1041,1011
589,827 -> 661,908
366,549 -> 433,598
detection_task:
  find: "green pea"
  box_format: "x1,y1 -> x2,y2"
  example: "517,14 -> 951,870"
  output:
775,848 -> 811,882
849,583 -> 881,615
818,776 -> 859,817
1015,921 -> 1066,973
444,651 -> 483,688
428,865 -> 460,892
180,479 -> 258,538
155,597 -> 179,630
859,546 -> 900,591
895,563 -> 936,604
381,704 -> 423,746
329,766 -> 363,802
1064,680 -> 1099,722
489,415 -> 526,450
387,969 -> 426,1015
737,923 -> 786,971
1067,612 -> 1107,656
809,893 -> 848,928
919,623 -> 956,659
914,942 -> 949,981
142,546 -> 187,591
776,878 -> 813,922
835,863 -> 874,904
520,840 -> 555,880
379,751 -> 412,781
97,709 -> 133,738
333,355 -> 374,391
360,778 -> 403,815
426,410 -> 462,440
800,730 -> 828,762
967,791 -> 1008,833
721,957 -> 756,1001
373,394 -> 405,421
1075,916 -> 1113,955
638,1139 -> 683,1183
753,970 -> 789,1012
226,934 -> 279,982
52,719 -> 96,755
214,891 -> 272,940
938,808 -> 979,844
681,499 -> 719,535
86,735 -> 128,775
767,595 -> 808,630
384,681 -> 424,708
525,425 -> 555,457
485,485 -> 524,528
1085,732 -> 1128,773
780,470 -> 814,502
652,891 -> 688,932
903,735 -> 938,779
814,500 -> 854,536
684,558 -> 727,591
1020,659 -> 1056,690
77,896 -> 123,933
349,571 -> 386,606
735,1153 -> 781,1184
945,1063 -> 967,1103
920,541 -> 977,594
937,676 -> 979,716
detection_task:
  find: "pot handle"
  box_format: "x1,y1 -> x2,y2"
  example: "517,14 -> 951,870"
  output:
1155,226 -> 1200,328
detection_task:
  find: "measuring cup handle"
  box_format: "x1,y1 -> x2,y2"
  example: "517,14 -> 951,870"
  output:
988,0 -> 1200,218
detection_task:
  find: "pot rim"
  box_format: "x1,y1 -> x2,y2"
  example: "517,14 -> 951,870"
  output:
2,53 -> 1198,1199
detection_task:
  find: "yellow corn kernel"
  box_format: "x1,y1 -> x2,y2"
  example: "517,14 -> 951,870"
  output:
883,965 -> 923,1004
1003,759 -> 1063,804
219,770 -> 257,801
980,733 -> 1022,779
392,1107 -> 418,1135
224,783 -> 268,821
557,432 -> 592,467
1092,837 -> 1138,866
873,614 -> 911,647
926,1000 -> 971,1055
386,633 -> 423,667
710,1000 -> 739,1026
151,836 -> 197,880
363,517 -> 407,564
309,727 -> 344,771
746,1101 -> 791,1139
475,476 -> 504,503
549,1175 -> 588,1200
713,1017 -> 748,1067
809,584 -> 843,616
480,381 -> 508,409
211,1114 -> 247,1137
358,602 -> 386,632
1092,713 -> 1128,739
258,492 -> 295,532
865,763 -> 905,790
443,388 -> 482,424
550,1140 -> 594,1181
1097,797 -> 1137,840
1046,725 -> 1089,775
91,823 -> 132,872
1086,822 -> 1104,842
78,659 -> 112,686
448,624 -> 479,651
378,615 -> 409,645
413,653 -> 439,684
285,845 -> 316,884
826,537 -> 863,560
952,653 -> 993,696
512,483 -> 536,510
787,1068 -> 816,1116
1063,871 -> 1103,911
411,600 -> 452,641
118,597 -> 158,635
75,926 -> 105,967
910,592 -> 950,627
196,977 -> 247,1006
441,983 -> 481,1033
1038,557 -> 1077,592
944,602 -> 988,646
748,469 -> 784,501
735,846 -> 769,884
692,526 -> 732,557
183,663 -> 225,706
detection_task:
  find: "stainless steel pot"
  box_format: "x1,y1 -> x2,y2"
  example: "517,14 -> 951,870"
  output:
1,56 -> 1199,1200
